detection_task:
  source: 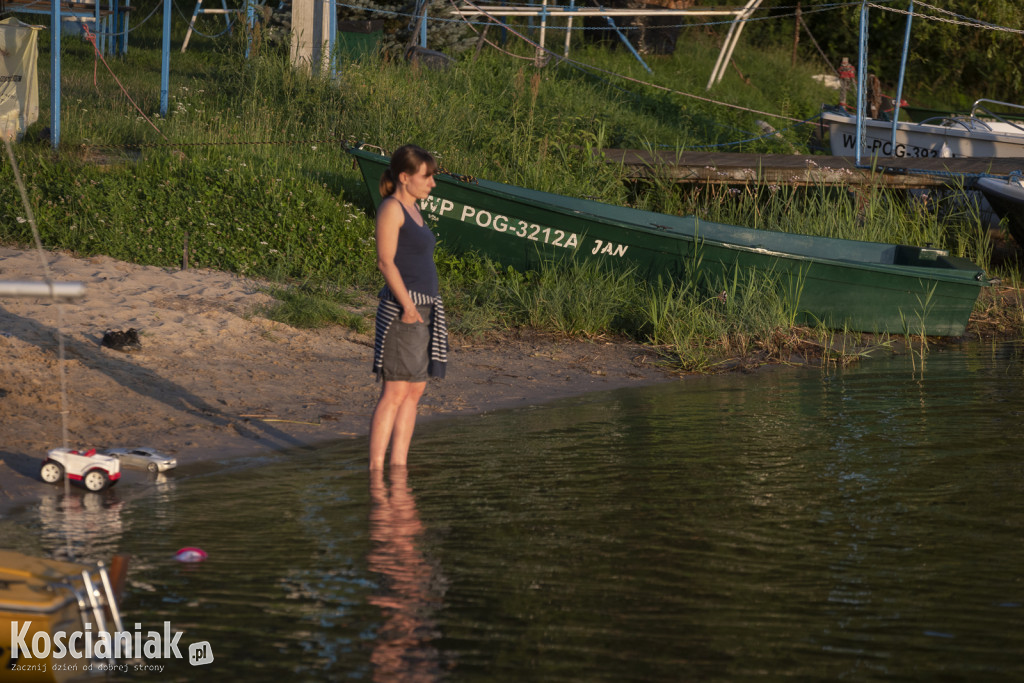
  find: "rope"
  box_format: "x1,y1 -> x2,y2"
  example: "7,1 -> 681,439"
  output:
868,1 -> 1024,35
81,23 -> 170,142
435,164 -> 478,183
84,134 -> 359,150
2,136 -> 74,512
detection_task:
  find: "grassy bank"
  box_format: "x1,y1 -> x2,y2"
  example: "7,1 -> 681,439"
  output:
1,8 -> 1021,372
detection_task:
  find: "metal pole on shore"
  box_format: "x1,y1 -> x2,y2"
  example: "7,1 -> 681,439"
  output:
536,0 -> 547,67
161,0 -> 171,116
854,0 -> 868,167
0,281 -> 86,299
420,3 -> 428,47
330,0 -> 337,80
50,0 -> 61,147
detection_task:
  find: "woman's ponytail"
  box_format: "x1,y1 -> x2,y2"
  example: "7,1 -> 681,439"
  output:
379,168 -> 397,198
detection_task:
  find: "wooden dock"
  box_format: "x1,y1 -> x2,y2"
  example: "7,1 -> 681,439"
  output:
602,149 -> 1024,190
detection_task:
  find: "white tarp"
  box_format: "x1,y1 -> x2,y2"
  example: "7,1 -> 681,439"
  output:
0,17 -> 42,141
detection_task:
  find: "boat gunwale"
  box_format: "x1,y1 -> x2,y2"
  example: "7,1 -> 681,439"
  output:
0,593 -> 78,613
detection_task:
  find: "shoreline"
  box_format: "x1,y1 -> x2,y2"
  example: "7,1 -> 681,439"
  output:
0,247 -> 675,515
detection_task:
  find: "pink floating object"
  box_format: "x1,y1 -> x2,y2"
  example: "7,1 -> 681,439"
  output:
174,547 -> 208,563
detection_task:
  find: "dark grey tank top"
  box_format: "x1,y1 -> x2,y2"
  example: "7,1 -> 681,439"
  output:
391,200 -> 438,297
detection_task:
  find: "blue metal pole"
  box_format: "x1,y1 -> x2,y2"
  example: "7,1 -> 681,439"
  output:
854,0 -> 868,166
420,4 -> 427,48
564,0 -> 576,57
890,0 -> 913,154
605,17 -> 651,74
112,0 -> 120,55
246,0 -> 254,58
50,0 -> 61,147
121,0 -> 131,55
95,1 -> 103,55
161,0 -> 170,116
329,0 -> 338,79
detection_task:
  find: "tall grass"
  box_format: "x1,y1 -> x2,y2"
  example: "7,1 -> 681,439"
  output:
503,258 -> 639,335
439,250 -> 815,372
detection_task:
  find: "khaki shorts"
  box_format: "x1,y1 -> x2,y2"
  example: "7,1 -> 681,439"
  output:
380,305 -> 433,382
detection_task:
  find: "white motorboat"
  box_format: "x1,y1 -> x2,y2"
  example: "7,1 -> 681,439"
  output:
822,99 -> 1024,159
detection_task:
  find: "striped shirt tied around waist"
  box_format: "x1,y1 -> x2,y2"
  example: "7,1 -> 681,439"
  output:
372,286 -> 449,380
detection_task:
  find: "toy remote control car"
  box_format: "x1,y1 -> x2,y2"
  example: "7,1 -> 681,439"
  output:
40,448 -> 121,492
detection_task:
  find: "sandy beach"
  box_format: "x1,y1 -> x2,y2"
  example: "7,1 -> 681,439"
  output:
0,246 -> 673,511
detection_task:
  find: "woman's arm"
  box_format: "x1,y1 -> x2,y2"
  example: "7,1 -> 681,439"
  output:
375,198 -> 424,323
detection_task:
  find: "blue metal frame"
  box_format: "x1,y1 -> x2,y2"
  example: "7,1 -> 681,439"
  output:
51,0 -> 61,147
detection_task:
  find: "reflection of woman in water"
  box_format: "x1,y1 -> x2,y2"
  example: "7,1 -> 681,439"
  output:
368,468 -> 443,681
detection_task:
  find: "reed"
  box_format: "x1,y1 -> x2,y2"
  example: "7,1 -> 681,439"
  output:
502,257 -> 630,335
631,259 -> 810,372
899,283 -> 937,375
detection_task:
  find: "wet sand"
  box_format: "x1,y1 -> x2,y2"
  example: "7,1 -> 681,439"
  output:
0,247 -> 673,512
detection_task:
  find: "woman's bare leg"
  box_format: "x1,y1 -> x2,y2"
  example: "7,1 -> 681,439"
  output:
388,382 -> 426,468
369,380 -> 427,469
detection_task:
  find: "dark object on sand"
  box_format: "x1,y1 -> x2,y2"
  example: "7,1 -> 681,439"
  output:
102,328 -> 141,351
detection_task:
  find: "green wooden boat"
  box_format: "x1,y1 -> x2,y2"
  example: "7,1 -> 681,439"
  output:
350,146 -> 989,336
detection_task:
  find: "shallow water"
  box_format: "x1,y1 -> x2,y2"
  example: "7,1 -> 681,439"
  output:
8,341 -> 1024,681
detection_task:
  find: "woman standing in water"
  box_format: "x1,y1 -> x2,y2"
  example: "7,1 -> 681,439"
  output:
369,145 -> 448,470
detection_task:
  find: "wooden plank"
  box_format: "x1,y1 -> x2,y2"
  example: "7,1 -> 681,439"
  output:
602,149 -> 1024,190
